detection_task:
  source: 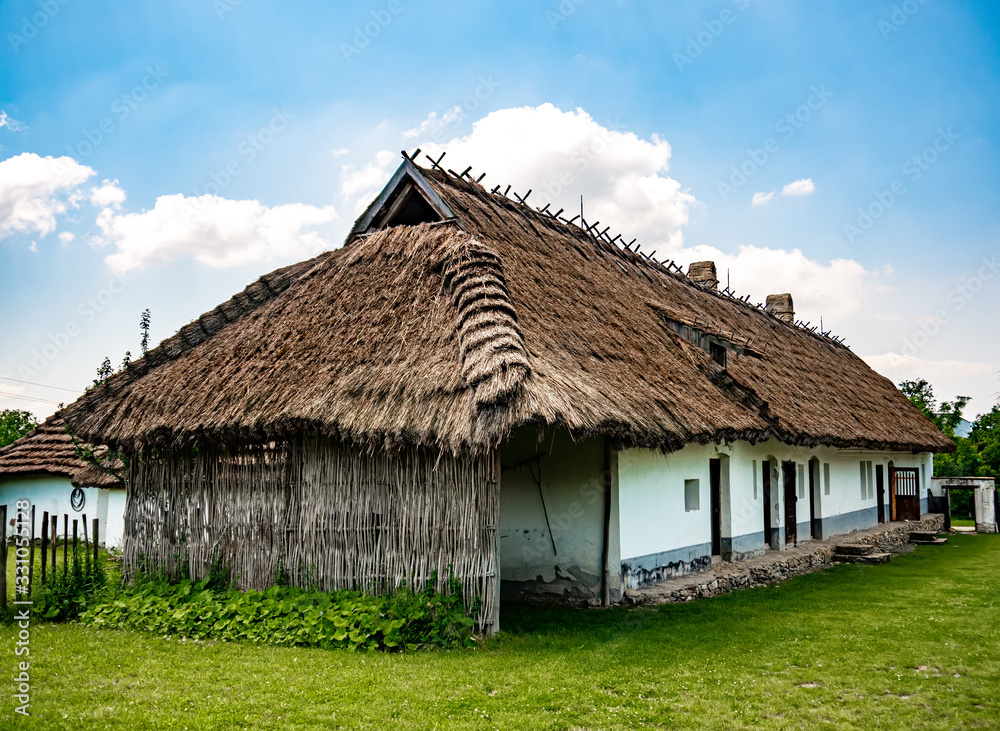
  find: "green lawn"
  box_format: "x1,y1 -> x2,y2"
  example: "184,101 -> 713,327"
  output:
950,518 -> 976,528
2,535 -> 998,730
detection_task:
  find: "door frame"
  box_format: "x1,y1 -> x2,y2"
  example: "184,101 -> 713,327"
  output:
710,457 -> 722,557
782,461 -> 797,548
809,458 -> 821,539
762,460 -> 773,549
876,464 -> 886,524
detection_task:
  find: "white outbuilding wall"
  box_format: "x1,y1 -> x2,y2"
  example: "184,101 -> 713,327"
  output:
0,474 -> 126,546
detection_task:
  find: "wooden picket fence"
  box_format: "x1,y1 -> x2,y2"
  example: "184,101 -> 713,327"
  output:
1,504 -> 102,610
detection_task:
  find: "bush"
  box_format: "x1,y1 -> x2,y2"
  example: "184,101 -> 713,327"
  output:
79,576 -> 477,651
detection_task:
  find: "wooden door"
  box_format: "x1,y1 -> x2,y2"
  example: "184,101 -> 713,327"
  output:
894,467 -> 920,521
710,458 -> 722,557
762,461 -> 772,548
876,465 -> 886,523
809,460 -> 821,539
783,461 -> 797,547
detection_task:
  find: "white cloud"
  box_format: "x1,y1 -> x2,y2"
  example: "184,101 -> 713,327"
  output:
415,103 -> 697,249
339,149 -> 397,207
90,179 -> 126,209
752,191 -> 775,206
330,147 -> 351,157
781,178 -> 815,197
0,153 -> 94,239
0,112 -> 24,131
678,244 -> 869,323
97,194 -> 338,273
58,231 -> 74,244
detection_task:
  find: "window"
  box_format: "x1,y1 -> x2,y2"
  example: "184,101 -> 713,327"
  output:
709,341 -> 727,368
860,461 -> 874,499
752,460 -> 758,500
684,479 -> 700,512
823,463 -> 831,495
797,464 -> 806,498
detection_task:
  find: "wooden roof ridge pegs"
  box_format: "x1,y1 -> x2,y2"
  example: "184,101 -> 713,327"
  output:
425,151 -> 446,171
476,172 -> 486,183
538,203 -> 551,214
447,168 -> 460,178
552,208 -> 564,218
490,184 -> 501,194
609,233 -> 622,245
627,238 -> 637,249
598,226 -> 610,238
564,214 -> 580,224
460,165 -> 473,179
503,184 -> 511,197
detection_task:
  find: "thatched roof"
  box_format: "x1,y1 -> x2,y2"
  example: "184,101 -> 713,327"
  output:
0,416 -> 121,487
63,157 -> 954,455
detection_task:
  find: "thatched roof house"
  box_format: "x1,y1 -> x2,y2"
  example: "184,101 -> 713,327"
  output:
0,415 -> 125,544
63,154 -> 952,629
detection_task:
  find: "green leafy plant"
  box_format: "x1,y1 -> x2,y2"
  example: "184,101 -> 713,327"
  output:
79,573 -> 477,652
34,540 -> 111,621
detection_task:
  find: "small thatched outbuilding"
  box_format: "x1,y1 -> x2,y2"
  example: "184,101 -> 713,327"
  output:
0,415 -> 125,545
64,154 -> 953,632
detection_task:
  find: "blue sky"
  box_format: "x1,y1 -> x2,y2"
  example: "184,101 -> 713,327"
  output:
1,0 -> 998,420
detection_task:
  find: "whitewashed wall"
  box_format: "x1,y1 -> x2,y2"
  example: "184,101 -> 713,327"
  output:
0,474 -> 126,545
616,439 -> 934,588
498,427 -> 620,603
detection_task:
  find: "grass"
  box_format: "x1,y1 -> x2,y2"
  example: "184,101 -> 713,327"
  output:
951,518 -> 976,528
2,535 -> 998,730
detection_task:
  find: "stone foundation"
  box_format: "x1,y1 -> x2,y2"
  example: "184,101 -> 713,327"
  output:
623,515 -> 944,607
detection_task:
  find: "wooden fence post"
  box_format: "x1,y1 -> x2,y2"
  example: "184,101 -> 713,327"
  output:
93,518 -> 100,567
82,515 -> 90,572
1,505 -> 7,612
63,515 -> 68,577
72,519 -> 78,570
50,515 -> 57,574
28,506 -> 35,599
41,511 -> 49,587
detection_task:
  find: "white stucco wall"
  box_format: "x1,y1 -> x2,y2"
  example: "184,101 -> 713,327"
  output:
498,427 -> 619,602
616,439 -> 935,584
0,474 -> 126,544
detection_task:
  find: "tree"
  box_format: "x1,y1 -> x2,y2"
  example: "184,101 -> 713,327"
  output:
898,378 -> 970,438
140,308 -> 151,356
0,409 -> 38,448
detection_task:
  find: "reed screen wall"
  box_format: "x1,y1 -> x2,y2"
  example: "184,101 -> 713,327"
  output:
122,437 -> 499,632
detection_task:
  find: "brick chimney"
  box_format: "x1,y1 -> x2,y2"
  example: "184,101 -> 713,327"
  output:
688,261 -> 718,290
765,293 -> 794,323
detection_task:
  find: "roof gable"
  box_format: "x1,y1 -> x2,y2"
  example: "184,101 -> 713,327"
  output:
349,158 -> 458,239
